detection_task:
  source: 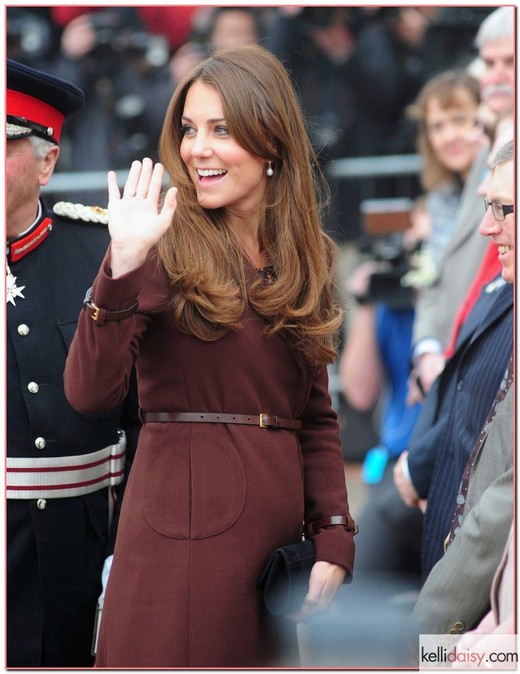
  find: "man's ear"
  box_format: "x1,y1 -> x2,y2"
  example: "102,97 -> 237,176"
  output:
39,145 -> 60,187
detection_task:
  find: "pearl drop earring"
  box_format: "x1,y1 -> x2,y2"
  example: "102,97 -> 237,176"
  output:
266,161 -> 274,177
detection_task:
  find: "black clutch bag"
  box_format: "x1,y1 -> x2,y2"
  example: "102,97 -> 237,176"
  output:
257,516 -> 358,617
257,539 -> 315,617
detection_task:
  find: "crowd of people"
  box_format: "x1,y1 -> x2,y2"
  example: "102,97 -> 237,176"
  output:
6,4 -> 515,669
8,5 -> 492,229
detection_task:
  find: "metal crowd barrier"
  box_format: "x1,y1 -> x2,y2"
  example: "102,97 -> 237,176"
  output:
327,153 -> 422,179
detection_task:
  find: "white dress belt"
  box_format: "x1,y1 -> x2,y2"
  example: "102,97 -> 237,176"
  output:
7,431 -> 126,499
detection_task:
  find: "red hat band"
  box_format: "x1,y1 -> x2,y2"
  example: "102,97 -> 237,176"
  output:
7,89 -> 65,142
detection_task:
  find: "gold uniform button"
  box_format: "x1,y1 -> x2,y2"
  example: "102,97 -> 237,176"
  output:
36,498 -> 47,510
27,382 -> 40,394
17,324 -> 30,336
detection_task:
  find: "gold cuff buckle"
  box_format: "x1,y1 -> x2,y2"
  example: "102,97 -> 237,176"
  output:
259,413 -> 268,428
90,301 -> 100,322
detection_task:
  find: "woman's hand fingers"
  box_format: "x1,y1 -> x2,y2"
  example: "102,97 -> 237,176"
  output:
107,170 -> 121,202
146,162 -> 167,204
122,160 -> 144,199
286,561 -> 346,623
160,186 -> 178,225
105,159 -> 177,277
134,157 -> 154,198
108,160 -> 165,203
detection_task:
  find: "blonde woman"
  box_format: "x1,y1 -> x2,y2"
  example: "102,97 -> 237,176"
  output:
408,69 -> 481,272
406,69 -> 482,401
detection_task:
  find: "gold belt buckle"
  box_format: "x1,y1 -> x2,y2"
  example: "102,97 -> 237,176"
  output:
259,413 -> 268,429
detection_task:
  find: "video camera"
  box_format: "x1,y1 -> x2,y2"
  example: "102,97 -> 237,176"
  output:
357,198 -> 417,309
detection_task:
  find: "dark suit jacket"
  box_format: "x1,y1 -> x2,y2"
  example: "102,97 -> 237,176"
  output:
406,277 -> 513,577
7,200 -> 139,667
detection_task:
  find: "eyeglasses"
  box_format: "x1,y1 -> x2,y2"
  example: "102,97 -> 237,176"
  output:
483,199 -> 514,221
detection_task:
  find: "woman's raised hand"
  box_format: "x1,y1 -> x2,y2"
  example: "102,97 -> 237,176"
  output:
107,158 -> 178,278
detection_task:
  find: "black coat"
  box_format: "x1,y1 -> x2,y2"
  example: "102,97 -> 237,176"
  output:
7,199 -> 139,667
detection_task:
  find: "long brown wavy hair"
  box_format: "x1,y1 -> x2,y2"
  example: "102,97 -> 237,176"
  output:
157,44 -> 342,367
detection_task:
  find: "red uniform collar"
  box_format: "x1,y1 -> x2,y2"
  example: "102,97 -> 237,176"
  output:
7,216 -> 53,263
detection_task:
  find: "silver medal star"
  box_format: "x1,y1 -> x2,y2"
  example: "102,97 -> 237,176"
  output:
6,264 -> 26,305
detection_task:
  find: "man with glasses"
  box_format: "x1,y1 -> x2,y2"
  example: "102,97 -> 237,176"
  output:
393,135 -> 514,581
410,139 -> 514,636
408,6 -> 515,398
483,199 -> 514,224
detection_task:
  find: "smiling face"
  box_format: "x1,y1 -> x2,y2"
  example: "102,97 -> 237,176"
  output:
179,80 -> 268,221
425,88 -> 479,179
479,158 -> 515,283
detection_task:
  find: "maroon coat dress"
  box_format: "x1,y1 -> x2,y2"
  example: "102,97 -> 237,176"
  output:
64,249 -> 355,668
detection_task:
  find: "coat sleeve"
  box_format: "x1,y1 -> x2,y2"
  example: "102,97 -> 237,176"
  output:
411,467 -> 513,635
63,245 -> 145,555
104,365 -> 141,557
64,246 -> 150,415
298,365 -> 356,578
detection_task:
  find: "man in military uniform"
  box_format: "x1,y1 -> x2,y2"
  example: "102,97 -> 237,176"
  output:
6,59 -> 139,667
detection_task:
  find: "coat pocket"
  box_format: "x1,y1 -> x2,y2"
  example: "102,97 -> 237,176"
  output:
141,425 -> 246,539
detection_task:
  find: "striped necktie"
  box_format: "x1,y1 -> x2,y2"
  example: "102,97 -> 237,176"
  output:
446,354 -> 514,548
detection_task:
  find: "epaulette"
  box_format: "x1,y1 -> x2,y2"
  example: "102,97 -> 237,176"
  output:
53,201 -> 108,225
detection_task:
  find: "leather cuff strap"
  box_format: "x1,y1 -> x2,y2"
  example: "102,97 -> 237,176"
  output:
83,287 -> 138,326
307,515 -> 359,537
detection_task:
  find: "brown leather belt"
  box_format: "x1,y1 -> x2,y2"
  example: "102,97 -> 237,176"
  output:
139,411 -> 301,431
